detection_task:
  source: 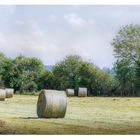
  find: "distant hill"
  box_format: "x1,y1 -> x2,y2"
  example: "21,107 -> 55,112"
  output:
45,65 -> 54,71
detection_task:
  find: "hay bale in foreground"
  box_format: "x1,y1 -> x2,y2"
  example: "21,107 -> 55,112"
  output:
66,89 -> 74,97
5,88 -> 14,98
37,90 -> 67,118
0,89 -> 6,101
78,87 -> 87,97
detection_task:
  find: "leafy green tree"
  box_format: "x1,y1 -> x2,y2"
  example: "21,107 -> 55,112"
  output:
0,52 -> 7,88
53,55 -> 82,91
11,55 -> 44,93
77,61 -> 100,95
78,63 -> 115,96
53,55 -> 115,96
38,70 -> 54,90
2,58 -> 15,88
1,55 -> 44,93
112,24 -> 140,96
1,54 -> 54,93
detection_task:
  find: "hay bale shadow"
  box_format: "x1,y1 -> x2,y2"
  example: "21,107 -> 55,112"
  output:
19,117 -> 38,119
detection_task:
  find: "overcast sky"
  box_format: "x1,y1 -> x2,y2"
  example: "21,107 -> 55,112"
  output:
0,5 -> 140,68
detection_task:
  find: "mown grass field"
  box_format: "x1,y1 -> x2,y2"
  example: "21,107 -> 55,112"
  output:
0,95 -> 140,134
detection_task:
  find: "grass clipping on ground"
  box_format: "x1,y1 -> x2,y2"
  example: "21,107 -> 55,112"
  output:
37,90 -> 67,118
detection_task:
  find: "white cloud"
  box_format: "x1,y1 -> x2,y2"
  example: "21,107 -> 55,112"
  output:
0,20 -> 47,61
51,21 -> 115,68
47,14 -> 57,22
64,13 -> 86,27
0,5 -> 16,15
1,6 -> 136,68
0,33 -> 6,44
0,20 -> 77,65
0,16 -> 115,68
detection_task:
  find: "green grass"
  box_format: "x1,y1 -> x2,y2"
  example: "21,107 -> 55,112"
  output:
0,95 -> 140,134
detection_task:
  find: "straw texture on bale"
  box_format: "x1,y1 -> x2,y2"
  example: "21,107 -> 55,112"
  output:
5,88 -> 14,98
66,89 -> 74,97
37,90 -> 67,118
0,89 -> 6,101
78,87 -> 87,97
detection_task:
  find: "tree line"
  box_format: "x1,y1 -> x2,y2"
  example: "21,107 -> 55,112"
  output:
0,24 -> 139,96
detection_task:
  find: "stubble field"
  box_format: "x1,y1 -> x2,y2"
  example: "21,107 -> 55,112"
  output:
0,95 -> 140,134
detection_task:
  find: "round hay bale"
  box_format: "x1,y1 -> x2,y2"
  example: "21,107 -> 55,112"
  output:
78,87 -> 87,97
66,89 -> 74,97
5,88 -> 14,98
37,90 -> 67,118
0,89 -> 6,101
